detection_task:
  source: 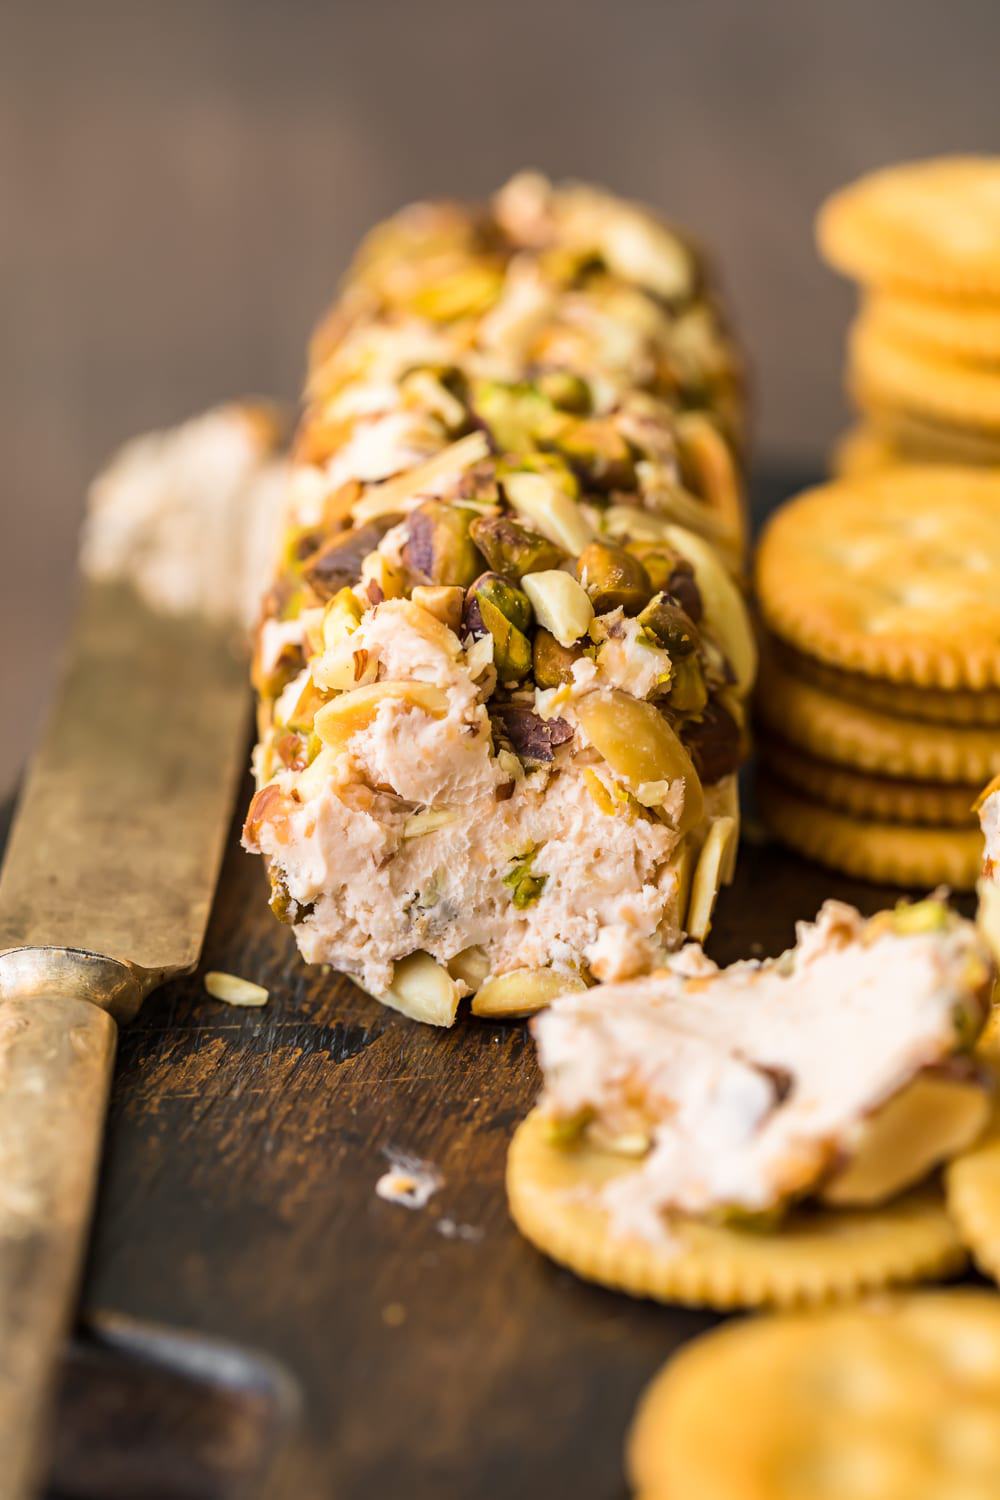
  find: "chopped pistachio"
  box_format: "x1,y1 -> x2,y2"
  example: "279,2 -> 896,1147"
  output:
533,628 -> 587,688
468,512 -> 565,581
466,572 -> 534,681
403,808 -> 462,838
400,368 -> 468,432
503,846 -> 548,908
547,416 -> 636,491
402,500 -> 484,588
535,370 -> 591,413
638,593 -> 700,656
576,541 -> 653,615
471,378 -> 562,452
667,655 -> 708,714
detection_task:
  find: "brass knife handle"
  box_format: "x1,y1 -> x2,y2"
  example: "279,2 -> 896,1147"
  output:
0,950 -> 129,1500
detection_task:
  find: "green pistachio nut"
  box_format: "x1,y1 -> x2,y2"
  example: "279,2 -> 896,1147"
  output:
469,513 -> 566,581
471,378 -> 563,453
547,417 -> 636,491
533,627 -> 587,688
503,846 -> 548,908
667,656 -> 708,714
535,370 -> 592,414
402,500 -> 484,588
576,541 -> 654,615
467,571 -> 534,680
638,592 -> 701,657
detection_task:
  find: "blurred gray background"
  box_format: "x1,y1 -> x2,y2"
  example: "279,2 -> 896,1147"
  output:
2,0 -> 998,793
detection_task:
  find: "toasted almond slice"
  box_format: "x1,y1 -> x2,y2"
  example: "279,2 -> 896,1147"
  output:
382,952 -> 461,1027
505,471 -> 595,555
978,878 -> 1000,967
821,1067 -> 993,1207
675,410 -> 746,553
352,432 -> 490,524
314,681 -> 449,750
448,945 -> 491,991
521,570 -> 594,648
471,968 -> 588,1019
660,523 -> 756,695
204,972 -> 269,1007
686,816 -> 736,942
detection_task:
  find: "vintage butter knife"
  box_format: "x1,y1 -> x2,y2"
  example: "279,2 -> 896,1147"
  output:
0,578 -> 250,1497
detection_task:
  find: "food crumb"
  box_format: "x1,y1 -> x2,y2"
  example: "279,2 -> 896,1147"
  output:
436,1217 -> 484,1243
204,971 -> 269,1007
375,1151 -> 442,1210
382,1302 -> 407,1327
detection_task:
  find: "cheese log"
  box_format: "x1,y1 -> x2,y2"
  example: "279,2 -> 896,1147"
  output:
243,173 -> 753,1021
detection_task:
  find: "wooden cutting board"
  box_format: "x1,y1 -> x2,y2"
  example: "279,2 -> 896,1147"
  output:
24,774 -> 959,1499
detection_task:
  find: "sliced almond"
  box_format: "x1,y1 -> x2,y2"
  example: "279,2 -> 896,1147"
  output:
822,1068 -> 993,1207
471,968 -> 587,1019
658,523 -> 756,696
315,681 -> 449,751
505,471 -> 595,556
521,570 -> 594,648
448,945 -> 492,991
204,972 -> 269,1007
382,952 -> 461,1027
352,432 -> 490,524
686,815 -> 736,942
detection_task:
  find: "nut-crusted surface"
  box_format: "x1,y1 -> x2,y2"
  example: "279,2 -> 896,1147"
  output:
627,1292 -> 1000,1500
756,469 -> 1000,689
818,155 -> 1000,297
245,173 -> 752,1013
506,1109 -> 965,1311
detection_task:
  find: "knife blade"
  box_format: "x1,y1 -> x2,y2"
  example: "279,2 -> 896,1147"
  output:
0,577 -> 250,1498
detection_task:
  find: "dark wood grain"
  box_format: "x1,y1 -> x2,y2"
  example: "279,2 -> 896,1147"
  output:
24,773 -> 961,1500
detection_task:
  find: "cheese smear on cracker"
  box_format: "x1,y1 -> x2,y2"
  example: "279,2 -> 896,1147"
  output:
533,900 -> 993,1227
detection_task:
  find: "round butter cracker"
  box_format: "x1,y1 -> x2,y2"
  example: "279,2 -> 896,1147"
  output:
756,469 -> 1000,689
868,289 -> 1000,366
757,775 -> 982,889
851,316 -> 1000,434
756,656 -> 1000,783
761,737 -> 979,827
866,403 -> 1000,466
506,1109 -> 965,1311
627,1290 -> 1000,1500
775,643 -> 1000,726
831,424 -> 899,480
818,156 -> 1000,297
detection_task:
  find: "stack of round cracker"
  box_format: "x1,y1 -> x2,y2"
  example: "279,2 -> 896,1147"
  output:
816,157 -> 1000,477
754,467 -> 1000,887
